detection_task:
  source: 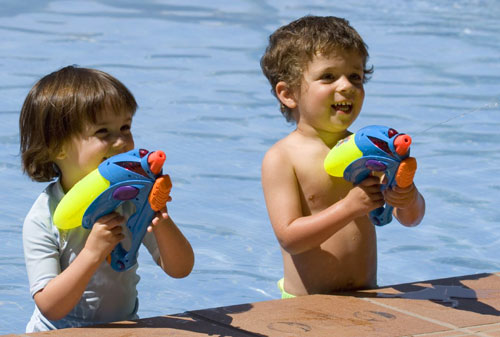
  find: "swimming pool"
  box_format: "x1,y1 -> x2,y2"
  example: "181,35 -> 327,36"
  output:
1,0 -> 499,334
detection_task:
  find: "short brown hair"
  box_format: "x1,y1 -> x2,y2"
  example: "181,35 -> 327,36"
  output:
19,65 -> 138,182
260,15 -> 373,122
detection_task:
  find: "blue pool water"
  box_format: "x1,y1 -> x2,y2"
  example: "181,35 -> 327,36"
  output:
1,0 -> 499,334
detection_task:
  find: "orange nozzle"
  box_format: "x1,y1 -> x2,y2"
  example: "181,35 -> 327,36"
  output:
149,175 -> 172,211
395,157 -> 417,188
394,134 -> 412,156
147,151 -> 166,175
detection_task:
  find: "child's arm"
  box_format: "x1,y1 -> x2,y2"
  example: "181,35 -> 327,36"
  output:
148,208 -> 194,278
262,147 -> 385,255
384,182 -> 425,227
33,212 -> 125,321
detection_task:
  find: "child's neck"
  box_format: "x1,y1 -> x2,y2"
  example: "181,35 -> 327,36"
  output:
59,174 -> 74,194
295,123 -> 350,148
59,170 -> 88,194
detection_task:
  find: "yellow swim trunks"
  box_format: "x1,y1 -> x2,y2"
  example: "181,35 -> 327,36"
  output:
277,278 -> 296,299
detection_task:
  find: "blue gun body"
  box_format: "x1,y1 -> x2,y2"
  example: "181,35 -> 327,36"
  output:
82,149 -> 161,271
344,126 -> 410,226
325,125 -> 412,226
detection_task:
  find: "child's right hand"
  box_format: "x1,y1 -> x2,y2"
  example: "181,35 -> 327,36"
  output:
83,212 -> 125,262
346,175 -> 385,218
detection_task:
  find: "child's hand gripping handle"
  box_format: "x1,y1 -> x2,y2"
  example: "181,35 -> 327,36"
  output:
108,174 -> 172,270
110,151 -> 172,271
370,134 -> 416,226
370,157 -> 417,225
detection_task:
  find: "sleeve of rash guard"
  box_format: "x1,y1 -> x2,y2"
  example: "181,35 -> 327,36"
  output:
22,203 -> 61,298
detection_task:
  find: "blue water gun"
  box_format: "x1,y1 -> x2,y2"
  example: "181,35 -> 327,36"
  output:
324,125 -> 416,226
54,148 -> 172,271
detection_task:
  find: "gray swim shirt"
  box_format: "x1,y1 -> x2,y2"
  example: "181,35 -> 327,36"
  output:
22,180 -> 160,332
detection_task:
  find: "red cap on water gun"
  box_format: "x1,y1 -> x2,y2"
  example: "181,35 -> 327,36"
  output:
394,134 -> 412,156
147,151 -> 166,175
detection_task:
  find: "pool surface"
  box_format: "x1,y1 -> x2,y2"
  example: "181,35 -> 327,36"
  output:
1,0 -> 499,334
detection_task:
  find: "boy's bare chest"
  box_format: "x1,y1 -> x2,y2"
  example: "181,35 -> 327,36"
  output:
293,151 -> 352,214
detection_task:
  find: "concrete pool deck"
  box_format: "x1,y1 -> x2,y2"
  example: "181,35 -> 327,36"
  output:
4,272 -> 500,336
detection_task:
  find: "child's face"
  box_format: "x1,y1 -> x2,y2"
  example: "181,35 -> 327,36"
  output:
294,49 -> 365,134
56,109 -> 135,191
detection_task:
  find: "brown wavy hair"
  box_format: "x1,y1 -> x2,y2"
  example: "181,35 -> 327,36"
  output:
19,65 -> 137,182
260,15 -> 373,122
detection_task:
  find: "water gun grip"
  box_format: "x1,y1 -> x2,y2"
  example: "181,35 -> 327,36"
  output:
370,157 -> 417,226
149,175 -> 172,211
110,175 -> 172,271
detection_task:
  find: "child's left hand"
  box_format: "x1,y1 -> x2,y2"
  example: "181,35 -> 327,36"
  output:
383,183 -> 419,209
145,205 -> 194,277
147,206 -> 170,232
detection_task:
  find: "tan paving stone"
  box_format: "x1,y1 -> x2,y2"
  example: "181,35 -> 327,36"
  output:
191,295 -> 449,337
4,272 -> 500,337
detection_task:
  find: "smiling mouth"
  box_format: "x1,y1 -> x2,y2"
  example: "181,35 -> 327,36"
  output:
332,101 -> 353,113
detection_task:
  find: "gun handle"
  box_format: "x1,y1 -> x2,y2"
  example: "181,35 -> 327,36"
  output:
149,175 -> 172,211
395,157 -> 416,188
370,205 -> 393,226
109,242 -> 130,271
109,206 -> 156,271
371,157 -> 417,226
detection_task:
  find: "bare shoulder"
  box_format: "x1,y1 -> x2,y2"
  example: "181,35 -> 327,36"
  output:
261,133 -> 303,193
262,133 -> 296,170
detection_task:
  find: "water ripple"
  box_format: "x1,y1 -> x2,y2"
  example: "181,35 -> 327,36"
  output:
433,257 -> 499,270
386,245 -> 437,254
195,173 -> 259,182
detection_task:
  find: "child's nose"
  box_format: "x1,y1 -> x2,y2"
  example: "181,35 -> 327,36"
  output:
112,134 -> 129,149
337,75 -> 354,93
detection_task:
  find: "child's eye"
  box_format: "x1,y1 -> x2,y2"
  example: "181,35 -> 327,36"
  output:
321,73 -> 336,81
95,128 -> 108,136
121,124 -> 131,132
350,73 -> 363,83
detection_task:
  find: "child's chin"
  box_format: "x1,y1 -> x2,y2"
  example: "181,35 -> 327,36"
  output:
334,114 -> 356,125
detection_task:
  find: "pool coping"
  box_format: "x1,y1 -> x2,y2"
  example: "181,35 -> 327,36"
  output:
5,272 -> 500,336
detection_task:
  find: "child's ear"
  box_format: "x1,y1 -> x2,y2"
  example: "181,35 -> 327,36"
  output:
54,146 -> 67,160
275,81 -> 297,110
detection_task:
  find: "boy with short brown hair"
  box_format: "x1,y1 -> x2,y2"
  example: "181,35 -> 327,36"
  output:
260,15 -> 425,298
